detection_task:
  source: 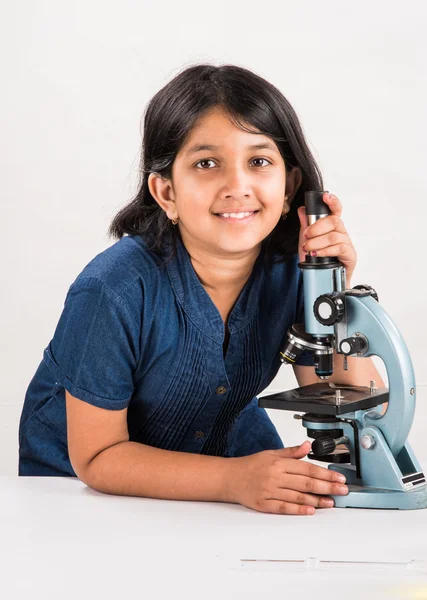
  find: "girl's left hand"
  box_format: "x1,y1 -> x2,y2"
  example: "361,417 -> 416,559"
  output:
297,192 -> 357,285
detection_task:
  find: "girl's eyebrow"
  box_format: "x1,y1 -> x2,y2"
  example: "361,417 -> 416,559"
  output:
185,141 -> 278,155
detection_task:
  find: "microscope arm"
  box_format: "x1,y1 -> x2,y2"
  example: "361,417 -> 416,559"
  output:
345,294 -> 416,456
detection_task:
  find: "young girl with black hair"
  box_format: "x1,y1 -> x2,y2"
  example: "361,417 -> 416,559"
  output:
19,63 -> 383,515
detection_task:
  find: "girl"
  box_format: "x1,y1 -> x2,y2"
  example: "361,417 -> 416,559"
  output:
19,63 -> 382,515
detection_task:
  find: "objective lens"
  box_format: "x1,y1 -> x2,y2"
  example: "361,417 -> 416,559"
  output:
314,352 -> 333,377
279,339 -> 305,364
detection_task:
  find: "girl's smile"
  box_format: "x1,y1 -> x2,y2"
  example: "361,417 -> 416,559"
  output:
214,209 -> 259,223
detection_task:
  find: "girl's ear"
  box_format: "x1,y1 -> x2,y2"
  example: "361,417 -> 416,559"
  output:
147,173 -> 178,220
285,166 -> 303,206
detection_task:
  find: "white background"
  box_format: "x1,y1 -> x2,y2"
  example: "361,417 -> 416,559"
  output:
1,0 -> 426,474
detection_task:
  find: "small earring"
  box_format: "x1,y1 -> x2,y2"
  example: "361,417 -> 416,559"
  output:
282,195 -> 289,220
170,217 -> 179,225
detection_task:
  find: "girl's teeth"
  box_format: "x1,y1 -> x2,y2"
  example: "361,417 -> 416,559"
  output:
219,212 -> 254,218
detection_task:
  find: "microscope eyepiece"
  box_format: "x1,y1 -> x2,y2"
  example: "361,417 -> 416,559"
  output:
304,191 -> 330,219
302,191 -> 342,267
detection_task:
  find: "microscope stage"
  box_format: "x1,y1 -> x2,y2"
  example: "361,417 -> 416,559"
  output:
259,382 -> 389,415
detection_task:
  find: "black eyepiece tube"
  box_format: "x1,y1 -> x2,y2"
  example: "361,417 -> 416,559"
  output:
305,191 -> 331,218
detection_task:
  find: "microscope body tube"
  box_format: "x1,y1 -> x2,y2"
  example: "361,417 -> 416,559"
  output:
302,190 -> 344,337
302,265 -> 345,336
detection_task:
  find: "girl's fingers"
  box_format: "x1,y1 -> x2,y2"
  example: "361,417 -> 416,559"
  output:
304,214 -> 346,239
281,473 -> 349,497
281,459 -> 346,483
323,192 -> 342,217
302,231 -> 355,256
308,243 -> 356,260
303,231 -> 349,254
257,500 -> 316,516
269,441 -> 311,460
265,489 -> 335,509
298,191 -> 357,281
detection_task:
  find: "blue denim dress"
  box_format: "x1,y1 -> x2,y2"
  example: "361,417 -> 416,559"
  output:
19,234 -> 314,476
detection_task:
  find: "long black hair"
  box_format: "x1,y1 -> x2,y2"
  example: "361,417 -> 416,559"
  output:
108,63 -> 324,263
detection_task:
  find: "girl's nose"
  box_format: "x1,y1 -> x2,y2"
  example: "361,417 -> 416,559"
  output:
222,166 -> 252,198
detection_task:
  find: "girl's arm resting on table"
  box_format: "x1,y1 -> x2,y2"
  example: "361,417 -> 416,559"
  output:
66,391 -> 349,514
66,390 -> 232,502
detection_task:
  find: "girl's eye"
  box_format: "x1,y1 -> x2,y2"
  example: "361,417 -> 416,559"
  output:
251,158 -> 271,167
195,157 -> 272,169
195,159 -> 216,169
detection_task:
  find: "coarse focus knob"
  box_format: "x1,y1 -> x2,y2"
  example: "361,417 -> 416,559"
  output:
311,437 -> 337,456
352,284 -> 379,302
313,293 -> 345,326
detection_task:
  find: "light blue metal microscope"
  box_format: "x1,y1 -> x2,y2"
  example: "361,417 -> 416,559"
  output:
260,191 -> 427,509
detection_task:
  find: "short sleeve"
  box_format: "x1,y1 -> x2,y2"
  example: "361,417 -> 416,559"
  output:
43,276 -> 140,410
294,262 -> 315,367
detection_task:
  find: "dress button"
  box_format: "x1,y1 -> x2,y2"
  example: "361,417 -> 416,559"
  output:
194,430 -> 205,439
216,386 -> 227,395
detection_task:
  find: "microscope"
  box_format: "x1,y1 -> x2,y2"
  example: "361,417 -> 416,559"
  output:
259,191 -> 427,509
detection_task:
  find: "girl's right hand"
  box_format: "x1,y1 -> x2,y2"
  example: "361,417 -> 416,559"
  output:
226,441 -> 349,515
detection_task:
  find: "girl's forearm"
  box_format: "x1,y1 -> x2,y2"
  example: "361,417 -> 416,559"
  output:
82,440 -> 234,502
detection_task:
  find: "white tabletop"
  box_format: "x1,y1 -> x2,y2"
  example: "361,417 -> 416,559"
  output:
1,476 -> 427,600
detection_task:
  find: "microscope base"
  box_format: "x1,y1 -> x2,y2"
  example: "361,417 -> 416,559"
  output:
331,485 -> 427,510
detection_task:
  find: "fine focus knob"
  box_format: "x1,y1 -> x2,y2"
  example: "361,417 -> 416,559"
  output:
311,437 -> 337,456
340,336 -> 368,356
313,293 -> 345,326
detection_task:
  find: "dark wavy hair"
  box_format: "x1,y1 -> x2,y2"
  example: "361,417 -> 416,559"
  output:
108,63 -> 324,264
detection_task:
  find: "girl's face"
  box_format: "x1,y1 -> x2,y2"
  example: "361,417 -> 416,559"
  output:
149,106 -> 302,259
